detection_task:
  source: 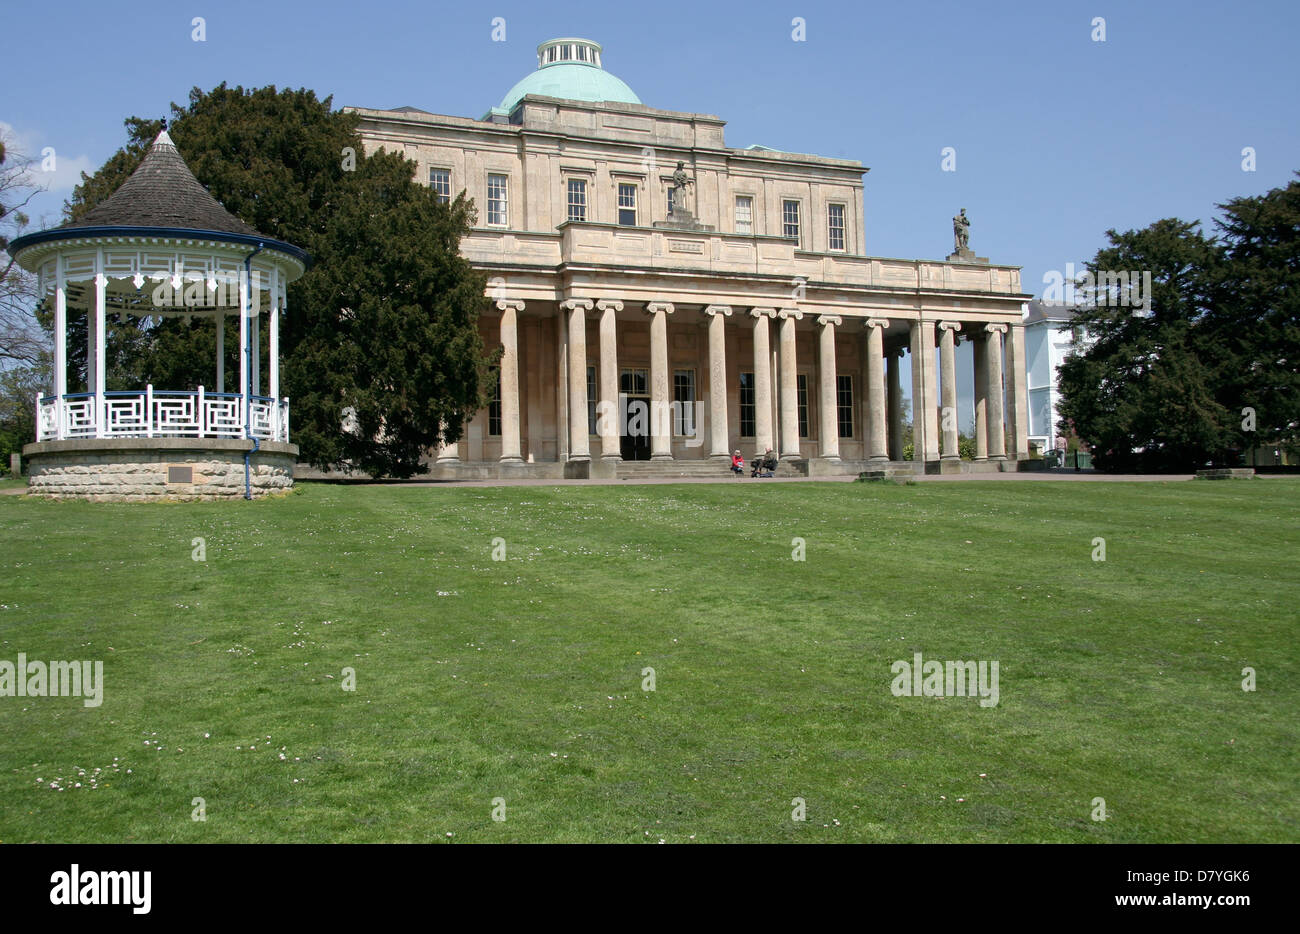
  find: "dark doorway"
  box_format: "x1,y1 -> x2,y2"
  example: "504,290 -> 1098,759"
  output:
620,368 -> 652,461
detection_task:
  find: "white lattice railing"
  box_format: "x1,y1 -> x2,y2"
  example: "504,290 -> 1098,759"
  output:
35,387 -> 289,443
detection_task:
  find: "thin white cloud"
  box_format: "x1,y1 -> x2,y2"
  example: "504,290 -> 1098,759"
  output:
0,121 -> 95,193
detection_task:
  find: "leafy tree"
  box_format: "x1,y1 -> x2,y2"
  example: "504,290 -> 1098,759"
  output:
1206,177 -> 1300,461
64,85 -> 492,477
1060,179 -> 1300,472
1057,218 -> 1233,471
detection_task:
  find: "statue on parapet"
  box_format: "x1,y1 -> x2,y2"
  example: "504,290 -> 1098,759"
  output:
670,161 -> 695,217
953,208 -> 970,254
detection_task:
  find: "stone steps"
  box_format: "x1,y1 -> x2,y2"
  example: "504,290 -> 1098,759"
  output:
613,458 -> 805,480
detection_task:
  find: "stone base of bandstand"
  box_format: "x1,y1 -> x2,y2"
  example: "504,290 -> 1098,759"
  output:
22,438 -> 298,501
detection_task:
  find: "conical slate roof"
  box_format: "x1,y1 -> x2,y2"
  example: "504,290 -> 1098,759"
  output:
64,130 -> 262,237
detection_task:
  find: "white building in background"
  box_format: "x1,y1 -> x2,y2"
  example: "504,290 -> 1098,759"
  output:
1023,299 -> 1085,455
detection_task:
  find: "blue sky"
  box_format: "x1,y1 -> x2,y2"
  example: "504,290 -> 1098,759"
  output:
5,0 -> 1297,428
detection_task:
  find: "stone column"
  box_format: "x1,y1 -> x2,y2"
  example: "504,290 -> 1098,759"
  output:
910,320 -> 939,462
887,347 -> 904,460
865,318 -> 889,462
562,298 -> 593,461
436,421 -> 461,464
777,308 -> 802,458
938,321 -> 962,460
705,305 -> 731,459
555,309 -> 568,462
1005,322 -> 1029,458
646,301 -> 674,460
750,308 -> 776,453
596,300 -> 623,461
817,315 -> 842,461
497,299 -> 525,463
973,331 -> 988,461
986,323 -> 1008,460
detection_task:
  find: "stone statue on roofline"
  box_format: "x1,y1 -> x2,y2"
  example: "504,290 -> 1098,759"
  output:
947,208 -> 986,263
953,207 -> 970,253
670,161 -> 694,217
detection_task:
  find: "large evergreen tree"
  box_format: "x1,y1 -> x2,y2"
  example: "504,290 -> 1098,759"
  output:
64,85 -> 492,477
1057,178 -> 1299,472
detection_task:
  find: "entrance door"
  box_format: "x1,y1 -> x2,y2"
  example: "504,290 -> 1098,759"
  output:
620,368 -> 652,461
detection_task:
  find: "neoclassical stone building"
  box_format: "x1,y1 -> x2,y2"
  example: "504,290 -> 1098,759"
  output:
348,38 -> 1031,478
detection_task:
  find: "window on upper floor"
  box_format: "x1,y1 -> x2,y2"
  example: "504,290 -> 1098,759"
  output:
618,183 -> 637,226
430,168 -> 451,204
567,178 -> 588,223
735,196 -> 753,234
487,174 -> 509,226
828,203 -> 846,251
782,200 -> 800,244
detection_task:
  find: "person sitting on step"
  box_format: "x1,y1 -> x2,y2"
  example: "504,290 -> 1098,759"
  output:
731,450 -> 745,476
752,446 -> 778,478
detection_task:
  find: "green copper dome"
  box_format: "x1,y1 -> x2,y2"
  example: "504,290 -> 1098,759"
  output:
493,38 -> 641,115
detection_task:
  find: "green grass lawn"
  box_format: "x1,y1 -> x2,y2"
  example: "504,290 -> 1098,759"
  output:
1,478 -> 1296,843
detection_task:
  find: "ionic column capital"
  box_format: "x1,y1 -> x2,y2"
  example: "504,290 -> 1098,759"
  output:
777,307 -> 803,321
817,315 -> 842,328
985,322 -> 1008,334
561,298 -> 594,312
645,301 -> 675,315
938,320 -> 963,332
864,317 -> 890,330
704,304 -> 733,317
749,307 -> 777,319
494,299 -> 525,312
595,299 -> 623,313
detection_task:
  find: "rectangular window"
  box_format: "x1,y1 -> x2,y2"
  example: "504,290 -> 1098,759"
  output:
567,178 -> 587,223
739,372 -> 755,438
620,368 -> 648,396
667,186 -> 675,217
735,195 -> 753,234
828,203 -> 846,251
488,367 -> 502,436
797,373 -> 810,438
837,373 -> 854,438
487,174 -> 509,226
673,369 -> 696,436
782,200 -> 800,243
618,183 -> 637,226
430,168 -> 451,204
587,365 -> 598,435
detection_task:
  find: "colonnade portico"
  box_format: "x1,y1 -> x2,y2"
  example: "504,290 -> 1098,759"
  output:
438,294 -> 1030,477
